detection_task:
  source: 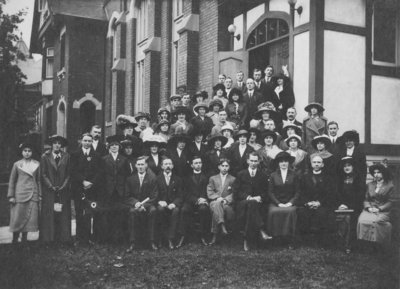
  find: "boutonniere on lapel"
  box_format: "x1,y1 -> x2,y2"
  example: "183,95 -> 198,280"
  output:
227,186 -> 232,192
87,156 -> 92,161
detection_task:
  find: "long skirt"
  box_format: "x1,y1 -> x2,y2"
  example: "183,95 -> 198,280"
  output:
357,211 -> 392,244
267,204 -> 297,237
9,200 -> 39,232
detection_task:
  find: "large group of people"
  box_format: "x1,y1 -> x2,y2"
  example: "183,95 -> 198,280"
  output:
7,65 -> 395,254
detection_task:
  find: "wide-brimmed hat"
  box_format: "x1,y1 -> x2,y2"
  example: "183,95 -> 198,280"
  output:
282,123 -> 302,138
193,90 -> 208,102
193,102 -> 209,114
305,102 -> 324,113
170,94 -> 182,101
248,127 -> 260,138
221,123 -> 234,134
340,156 -> 354,167
341,130 -> 360,146
208,133 -> 228,148
143,134 -> 167,148
253,102 -> 278,121
208,99 -> 224,110
285,134 -> 302,146
213,83 -> 225,92
116,114 -> 138,130
261,130 -> 278,143
135,112 -> 151,122
173,106 -> 191,119
120,134 -> 142,149
274,151 -> 295,164
156,119 -> 171,130
106,134 -> 123,146
168,133 -> 191,146
311,134 -> 331,149
158,107 -> 171,117
48,134 -> 68,147
234,129 -> 249,140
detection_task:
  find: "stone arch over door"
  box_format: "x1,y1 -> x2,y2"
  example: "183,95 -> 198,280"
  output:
57,96 -> 67,137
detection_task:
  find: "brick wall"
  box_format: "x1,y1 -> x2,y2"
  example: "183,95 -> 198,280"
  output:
178,30 -> 199,95
159,0 -> 172,107
125,17 -> 136,115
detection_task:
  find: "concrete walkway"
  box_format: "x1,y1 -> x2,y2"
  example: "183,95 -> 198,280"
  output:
0,220 -> 76,244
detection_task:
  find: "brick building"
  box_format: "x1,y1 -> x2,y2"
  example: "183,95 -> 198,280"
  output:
31,0 -> 400,165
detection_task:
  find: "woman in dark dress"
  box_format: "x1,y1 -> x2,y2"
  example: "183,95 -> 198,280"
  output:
267,152 -> 300,241
309,135 -> 336,178
143,135 -> 167,176
225,88 -> 248,129
273,73 -> 295,117
336,156 -> 365,253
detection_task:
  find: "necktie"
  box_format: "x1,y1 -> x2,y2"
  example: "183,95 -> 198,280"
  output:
166,174 -> 170,186
217,150 -> 220,157
55,154 -> 60,165
251,170 -> 255,177
139,174 -> 144,186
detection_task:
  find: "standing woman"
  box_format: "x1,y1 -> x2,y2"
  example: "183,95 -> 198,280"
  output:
285,135 -> 308,177
257,130 -> 282,176
273,73 -> 295,117
357,163 -> 395,246
309,135 -> 336,178
8,142 -> 41,244
225,88 -> 248,129
302,102 -> 328,153
154,120 -> 172,143
267,152 -> 300,241
212,83 -> 228,108
40,135 -> 71,243
336,156 -> 365,253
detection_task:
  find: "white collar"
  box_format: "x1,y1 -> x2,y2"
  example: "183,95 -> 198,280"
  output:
313,170 -> 322,175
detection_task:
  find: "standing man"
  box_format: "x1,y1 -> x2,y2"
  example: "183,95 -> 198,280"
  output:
234,71 -> 247,93
90,125 -> 108,156
70,133 -> 103,245
125,156 -> 158,251
327,121 -> 339,154
207,158 -> 236,245
234,152 -> 272,251
179,156 -> 210,247
155,158 -> 183,249
225,77 -> 233,97
243,78 -> 264,126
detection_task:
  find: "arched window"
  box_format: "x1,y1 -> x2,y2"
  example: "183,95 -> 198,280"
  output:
246,18 -> 289,49
79,101 -> 96,134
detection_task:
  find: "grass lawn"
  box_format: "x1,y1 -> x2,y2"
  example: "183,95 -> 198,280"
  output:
0,237 -> 398,289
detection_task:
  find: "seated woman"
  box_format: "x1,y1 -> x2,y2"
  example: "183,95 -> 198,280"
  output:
285,134 -> 308,176
225,88 -> 247,129
212,83 -> 228,108
357,163 -> 395,246
257,130 -> 282,176
336,156 -> 365,253
309,135 -> 336,178
267,152 -> 300,242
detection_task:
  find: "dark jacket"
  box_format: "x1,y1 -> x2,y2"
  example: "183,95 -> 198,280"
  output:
125,169 -> 158,207
268,169 -> 300,205
167,147 -> 191,178
190,115 -> 214,136
300,172 -> 336,208
156,173 -> 183,206
227,143 -> 254,176
234,168 -> 269,202
183,172 -> 208,205
101,153 -> 130,202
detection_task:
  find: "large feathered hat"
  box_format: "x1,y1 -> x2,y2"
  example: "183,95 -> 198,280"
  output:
116,114 -> 138,130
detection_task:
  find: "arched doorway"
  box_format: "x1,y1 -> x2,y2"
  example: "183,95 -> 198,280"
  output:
79,101 -> 96,134
246,18 -> 290,77
57,101 -> 66,137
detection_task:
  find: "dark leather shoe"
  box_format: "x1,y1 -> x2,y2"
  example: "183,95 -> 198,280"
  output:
244,240 -> 250,252
126,243 -> 135,253
151,242 -> 158,251
168,240 -> 175,250
260,230 -> 273,241
201,237 -> 208,246
176,236 -> 185,248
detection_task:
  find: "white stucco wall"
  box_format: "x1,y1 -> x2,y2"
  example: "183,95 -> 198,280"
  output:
269,0 -> 290,14
323,30 -> 365,142
246,4 -> 265,31
233,14 -> 244,51
269,0 -> 309,27
325,0 -> 365,27
371,76 -> 400,144
293,31 -> 310,120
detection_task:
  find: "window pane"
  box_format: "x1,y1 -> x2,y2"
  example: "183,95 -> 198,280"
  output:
46,58 -> 53,78
373,3 -> 396,63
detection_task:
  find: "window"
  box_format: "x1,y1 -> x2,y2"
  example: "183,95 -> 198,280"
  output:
60,34 -> 66,69
171,42 -> 178,95
137,0 -> 149,42
246,19 -> 289,49
173,0 -> 183,19
45,47 -> 54,79
135,60 -> 145,112
372,0 -> 399,66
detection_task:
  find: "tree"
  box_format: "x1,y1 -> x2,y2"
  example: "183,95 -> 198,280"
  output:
0,1 -> 27,178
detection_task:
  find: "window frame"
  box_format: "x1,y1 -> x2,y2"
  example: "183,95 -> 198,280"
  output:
137,0 -> 149,43
45,47 -> 54,79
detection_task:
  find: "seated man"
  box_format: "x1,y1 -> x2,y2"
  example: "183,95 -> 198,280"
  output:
125,156 -> 158,251
234,152 -> 272,251
155,157 -> 183,250
178,156 -> 211,247
298,155 -> 336,236
207,158 -> 236,245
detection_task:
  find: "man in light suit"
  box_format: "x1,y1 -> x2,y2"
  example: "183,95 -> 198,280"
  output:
155,157 -> 183,249
234,152 -> 272,251
207,158 -> 236,245
125,156 -> 158,251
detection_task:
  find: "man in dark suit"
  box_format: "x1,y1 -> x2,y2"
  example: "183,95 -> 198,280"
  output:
327,121 -> 340,155
279,107 -> 302,133
178,156 -> 210,247
155,157 -> 183,249
125,156 -> 158,251
97,135 -> 130,243
234,152 -> 272,251
234,71 -> 247,93
227,130 -> 254,176
243,78 -> 265,126
90,125 -> 108,156
70,133 -> 103,244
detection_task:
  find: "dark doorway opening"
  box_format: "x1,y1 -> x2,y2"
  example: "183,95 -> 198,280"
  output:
80,101 -> 95,134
